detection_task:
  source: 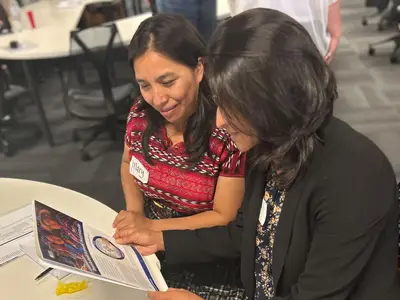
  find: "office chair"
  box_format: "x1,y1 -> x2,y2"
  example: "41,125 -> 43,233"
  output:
362,0 -> 391,30
59,23 -> 135,161
368,2 -> 400,63
79,0 -> 127,28
74,1 -> 127,86
0,65 -> 35,156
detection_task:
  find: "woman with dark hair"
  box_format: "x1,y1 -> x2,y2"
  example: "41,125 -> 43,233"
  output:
114,13 -> 246,299
115,8 -> 400,300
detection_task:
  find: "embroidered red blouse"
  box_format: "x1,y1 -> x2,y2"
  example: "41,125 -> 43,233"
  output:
125,100 -> 246,214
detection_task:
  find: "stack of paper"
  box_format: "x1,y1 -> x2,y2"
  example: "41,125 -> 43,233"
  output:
0,205 -> 33,266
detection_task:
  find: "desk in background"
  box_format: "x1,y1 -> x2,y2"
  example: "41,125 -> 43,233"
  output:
0,0 -> 231,147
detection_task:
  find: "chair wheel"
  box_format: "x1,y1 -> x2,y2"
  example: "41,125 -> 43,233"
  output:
368,47 -> 376,56
72,131 -> 80,142
390,55 -> 398,64
362,17 -> 367,26
80,151 -> 92,161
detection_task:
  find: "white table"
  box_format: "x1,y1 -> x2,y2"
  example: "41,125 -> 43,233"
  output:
0,0 -> 231,60
18,0 -> 109,30
0,178 -> 151,300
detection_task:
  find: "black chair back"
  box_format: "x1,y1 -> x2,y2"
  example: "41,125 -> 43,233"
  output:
78,1 -> 126,29
366,0 -> 391,11
69,23 -> 122,114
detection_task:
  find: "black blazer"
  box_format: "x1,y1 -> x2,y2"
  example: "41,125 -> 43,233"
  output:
163,117 -> 400,300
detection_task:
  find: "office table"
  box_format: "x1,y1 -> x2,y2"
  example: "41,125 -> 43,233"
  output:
0,177 -> 156,300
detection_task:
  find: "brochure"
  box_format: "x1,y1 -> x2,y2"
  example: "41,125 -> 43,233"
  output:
32,200 -> 167,291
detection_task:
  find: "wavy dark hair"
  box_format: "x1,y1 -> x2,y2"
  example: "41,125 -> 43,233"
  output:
127,13 -> 216,164
207,8 -> 338,188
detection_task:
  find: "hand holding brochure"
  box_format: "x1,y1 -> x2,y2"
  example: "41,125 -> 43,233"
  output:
32,201 -> 167,291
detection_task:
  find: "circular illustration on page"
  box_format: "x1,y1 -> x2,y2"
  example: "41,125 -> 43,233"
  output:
92,236 -> 125,260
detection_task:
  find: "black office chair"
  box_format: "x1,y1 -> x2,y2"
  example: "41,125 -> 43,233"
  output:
60,23 -> 135,161
367,2 -> 400,63
78,0 -> 126,29
362,0 -> 391,30
0,65 -> 34,156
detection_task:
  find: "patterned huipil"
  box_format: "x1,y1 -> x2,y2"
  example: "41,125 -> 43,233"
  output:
254,180 -> 286,299
124,99 -> 246,217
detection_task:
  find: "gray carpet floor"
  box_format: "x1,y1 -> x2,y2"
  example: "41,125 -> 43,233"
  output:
1,0 -> 399,212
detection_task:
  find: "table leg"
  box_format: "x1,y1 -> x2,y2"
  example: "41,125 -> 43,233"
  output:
0,68 -> 5,121
21,60 -> 54,147
55,61 -> 72,118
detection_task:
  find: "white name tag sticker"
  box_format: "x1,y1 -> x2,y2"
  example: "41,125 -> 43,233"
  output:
258,200 -> 268,226
130,156 -> 149,184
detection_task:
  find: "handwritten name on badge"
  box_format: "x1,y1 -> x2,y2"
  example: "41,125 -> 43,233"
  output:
130,156 -> 149,184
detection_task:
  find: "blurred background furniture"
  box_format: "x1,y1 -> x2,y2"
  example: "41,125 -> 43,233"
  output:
367,0 -> 400,63
363,0 -> 391,29
0,64 -> 41,157
0,64 -> 25,156
78,0 -> 127,29
0,1 -> 150,154
0,0 -> 230,160
58,23 -> 135,161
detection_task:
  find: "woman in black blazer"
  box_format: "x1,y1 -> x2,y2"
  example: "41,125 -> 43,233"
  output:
115,8 -> 400,300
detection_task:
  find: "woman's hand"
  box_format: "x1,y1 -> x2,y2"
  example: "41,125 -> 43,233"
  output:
326,0 -> 342,64
325,36 -> 340,64
114,227 -> 164,256
147,289 -> 204,300
113,210 -> 153,233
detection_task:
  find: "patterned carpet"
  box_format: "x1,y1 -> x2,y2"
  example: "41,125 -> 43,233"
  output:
1,0 -> 399,212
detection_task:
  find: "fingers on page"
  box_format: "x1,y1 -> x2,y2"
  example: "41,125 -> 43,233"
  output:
147,291 -> 171,300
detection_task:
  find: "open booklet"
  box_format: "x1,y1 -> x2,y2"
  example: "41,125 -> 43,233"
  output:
32,200 -> 168,292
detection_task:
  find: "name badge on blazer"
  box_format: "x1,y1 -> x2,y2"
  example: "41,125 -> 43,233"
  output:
259,199 -> 268,226
130,156 -> 149,184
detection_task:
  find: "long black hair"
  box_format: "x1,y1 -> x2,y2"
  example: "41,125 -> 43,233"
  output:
207,8 -> 338,188
127,13 -> 216,164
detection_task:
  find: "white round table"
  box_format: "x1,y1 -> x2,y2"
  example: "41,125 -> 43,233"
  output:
0,0 -> 231,60
0,178 -> 150,300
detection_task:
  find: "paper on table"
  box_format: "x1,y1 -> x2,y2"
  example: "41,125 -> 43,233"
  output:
0,233 -> 32,266
57,0 -> 82,9
19,239 -> 69,280
0,205 -> 33,266
0,204 -> 33,246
